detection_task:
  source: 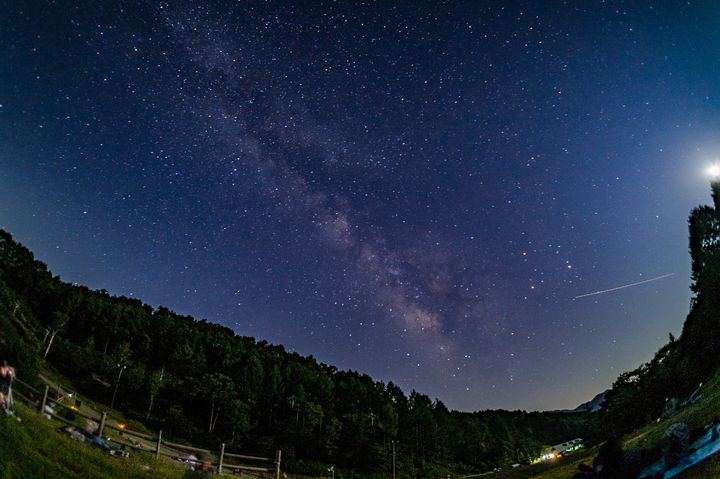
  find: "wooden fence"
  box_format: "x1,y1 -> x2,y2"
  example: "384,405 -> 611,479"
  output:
10,377 -> 282,477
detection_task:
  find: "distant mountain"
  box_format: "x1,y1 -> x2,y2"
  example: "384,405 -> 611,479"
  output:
573,390 -> 608,413
550,390 -> 608,414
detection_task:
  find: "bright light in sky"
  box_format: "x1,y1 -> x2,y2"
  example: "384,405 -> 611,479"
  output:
708,164 -> 720,178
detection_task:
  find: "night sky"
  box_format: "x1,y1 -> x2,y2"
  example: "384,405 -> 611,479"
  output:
2,1 -> 720,412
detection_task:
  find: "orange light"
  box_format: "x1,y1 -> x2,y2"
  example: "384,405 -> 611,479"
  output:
117,422 -> 127,430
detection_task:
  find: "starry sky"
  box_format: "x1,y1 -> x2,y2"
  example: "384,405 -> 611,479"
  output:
2,1 -> 720,412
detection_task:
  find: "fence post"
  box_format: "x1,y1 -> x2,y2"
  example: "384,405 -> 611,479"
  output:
98,411 -> 107,437
39,385 -> 49,414
275,449 -> 282,479
218,443 -> 225,474
155,429 -> 162,460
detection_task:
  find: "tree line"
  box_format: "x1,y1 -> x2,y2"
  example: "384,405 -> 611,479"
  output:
0,229 -> 587,477
598,181 -> 720,438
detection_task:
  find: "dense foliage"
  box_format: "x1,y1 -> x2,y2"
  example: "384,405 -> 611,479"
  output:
0,230 -> 586,477
598,182 -> 720,438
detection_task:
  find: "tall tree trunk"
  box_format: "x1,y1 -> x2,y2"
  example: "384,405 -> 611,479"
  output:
44,330 -> 58,359
146,394 -> 154,420
211,403 -> 221,432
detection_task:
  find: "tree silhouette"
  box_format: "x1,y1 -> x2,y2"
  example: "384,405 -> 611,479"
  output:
43,310 -> 68,359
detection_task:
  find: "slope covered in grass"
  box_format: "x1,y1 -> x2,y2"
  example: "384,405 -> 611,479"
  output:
482,366 -> 720,479
624,366 -> 720,453
479,448 -> 598,479
0,403 -> 187,479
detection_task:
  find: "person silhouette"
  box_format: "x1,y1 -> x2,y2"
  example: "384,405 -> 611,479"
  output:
0,360 -> 16,410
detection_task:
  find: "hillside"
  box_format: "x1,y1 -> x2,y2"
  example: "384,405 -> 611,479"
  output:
0,402 -> 188,479
0,229 -> 587,478
7,362 -> 719,479
489,364 -> 720,479
594,183 -> 720,440
3,182 -> 720,478
572,392 -> 607,414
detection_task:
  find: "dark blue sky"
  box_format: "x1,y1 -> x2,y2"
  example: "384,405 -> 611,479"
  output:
2,1 -> 720,411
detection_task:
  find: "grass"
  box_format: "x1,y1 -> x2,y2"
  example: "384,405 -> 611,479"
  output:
0,402 -> 202,479
5,372 -> 268,478
36,367 -> 153,436
623,367 -> 720,452
453,367 -> 720,479
470,448 -> 597,479
666,367 -> 720,479
7,367 -> 720,478
487,367 -> 720,479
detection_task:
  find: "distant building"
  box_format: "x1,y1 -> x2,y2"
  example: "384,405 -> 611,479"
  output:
532,438 -> 584,463
550,438 -> 583,456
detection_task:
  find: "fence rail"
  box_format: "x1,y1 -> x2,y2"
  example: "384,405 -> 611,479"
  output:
224,452 -> 271,461
14,377 -> 40,395
9,378 -> 282,477
110,426 -> 155,441
162,439 -> 214,454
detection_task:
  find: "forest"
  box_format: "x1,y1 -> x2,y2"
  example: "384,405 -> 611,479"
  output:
0,230 -> 587,477
4,179 -> 720,477
597,182 -> 720,438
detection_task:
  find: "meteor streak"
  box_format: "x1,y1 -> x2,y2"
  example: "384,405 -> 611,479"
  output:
574,273 -> 675,299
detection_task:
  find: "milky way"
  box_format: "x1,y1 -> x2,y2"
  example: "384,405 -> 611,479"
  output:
2,1 -> 720,410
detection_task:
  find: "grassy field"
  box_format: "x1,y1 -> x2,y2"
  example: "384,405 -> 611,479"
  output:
0,402 -> 218,479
